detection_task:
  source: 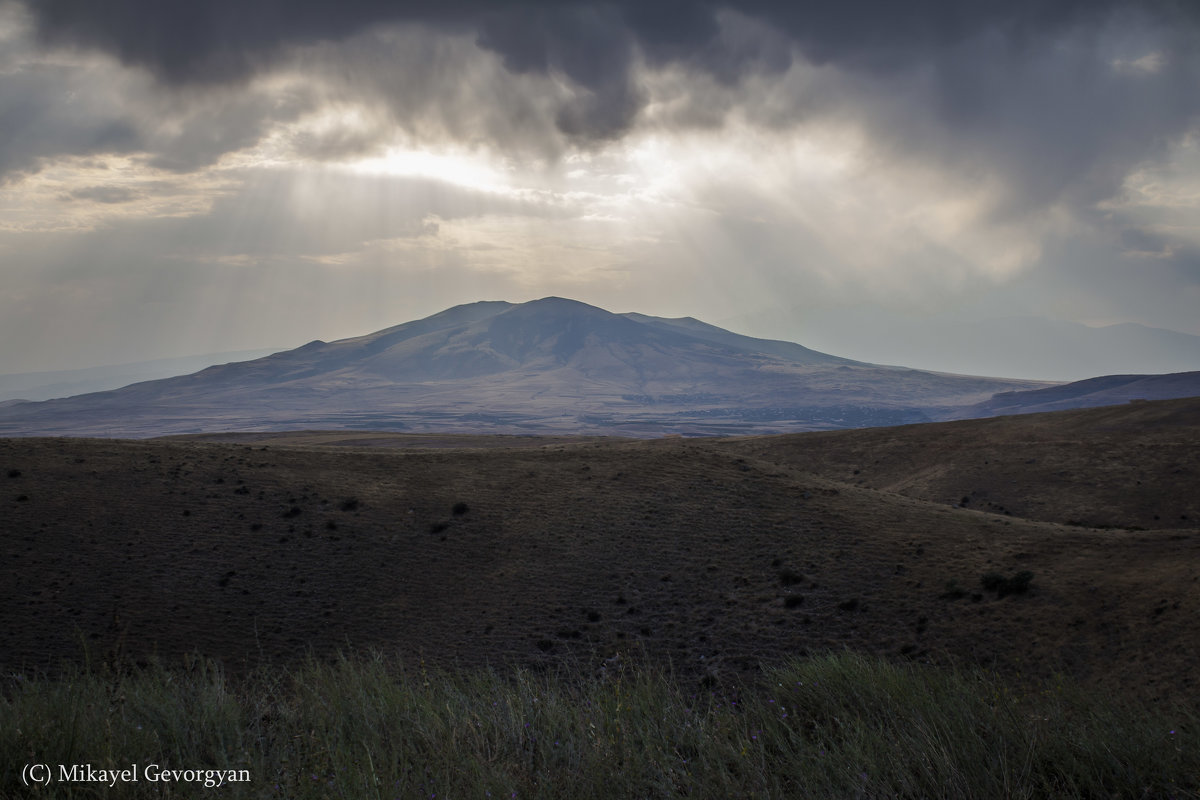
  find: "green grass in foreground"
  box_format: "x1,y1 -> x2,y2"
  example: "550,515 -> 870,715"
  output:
2,652 -> 1196,799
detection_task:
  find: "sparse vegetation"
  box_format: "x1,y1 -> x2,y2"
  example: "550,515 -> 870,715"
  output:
2,652 -> 1195,799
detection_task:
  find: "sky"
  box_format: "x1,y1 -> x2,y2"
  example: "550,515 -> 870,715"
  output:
2,0 -> 1199,380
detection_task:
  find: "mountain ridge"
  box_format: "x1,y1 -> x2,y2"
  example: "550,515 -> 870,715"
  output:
1,297 -> 1195,438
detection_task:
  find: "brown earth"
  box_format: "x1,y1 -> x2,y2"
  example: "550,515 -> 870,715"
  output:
2,398 -> 1198,703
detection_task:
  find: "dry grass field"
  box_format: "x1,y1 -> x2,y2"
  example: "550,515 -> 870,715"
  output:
2,398 -> 1198,703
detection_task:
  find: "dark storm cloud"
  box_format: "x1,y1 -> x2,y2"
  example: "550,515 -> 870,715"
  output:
865,19 -> 1200,220
29,0 -> 1193,136
16,0 -> 1200,230
477,5 -> 642,139
29,1 -> 1196,79
0,62 -> 140,181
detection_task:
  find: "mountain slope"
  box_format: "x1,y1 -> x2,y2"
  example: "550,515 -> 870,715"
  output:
0,297 -> 1051,437
621,312 -> 858,367
959,371 -> 1200,417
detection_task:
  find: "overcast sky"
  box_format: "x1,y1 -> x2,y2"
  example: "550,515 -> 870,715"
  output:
2,0 -> 1198,379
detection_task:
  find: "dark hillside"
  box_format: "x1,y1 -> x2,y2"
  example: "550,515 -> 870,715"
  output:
3,398 -> 1198,702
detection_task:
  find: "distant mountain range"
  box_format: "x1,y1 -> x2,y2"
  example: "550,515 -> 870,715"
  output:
0,297 -> 1197,438
957,371 -> 1200,417
728,309 -> 1200,381
0,348 -> 285,402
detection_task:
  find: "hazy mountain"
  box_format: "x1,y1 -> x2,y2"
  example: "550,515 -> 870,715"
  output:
957,371 -> 1200,417
0,348 -> 285,402
729,309 -> 1200,381
0,297 -> 1051,438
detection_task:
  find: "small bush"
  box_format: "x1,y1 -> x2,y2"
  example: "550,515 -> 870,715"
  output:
339,497 -> 359,512
941,581 -> 967,600
981,570 -> 1035,597
451,501 -> 469,515
777,569 -> 804,587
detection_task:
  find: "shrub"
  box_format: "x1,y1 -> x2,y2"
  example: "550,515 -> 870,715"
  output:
981,570 -> 1034,597
941,581 -> 967,600
777,569 -> 804,587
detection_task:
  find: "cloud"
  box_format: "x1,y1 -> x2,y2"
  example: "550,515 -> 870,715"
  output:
29,1 -> 1190,81
5,0 -> 1200,374
62,184 -> 141,203
0,34 -> 141,180
0,5 -> 321,180
18,1 -> 1198,213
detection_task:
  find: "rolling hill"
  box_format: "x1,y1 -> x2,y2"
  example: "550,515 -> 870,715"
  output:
2,397 -> 1197,701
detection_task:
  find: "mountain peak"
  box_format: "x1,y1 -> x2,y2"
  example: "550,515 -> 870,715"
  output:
512,296 -> 610,315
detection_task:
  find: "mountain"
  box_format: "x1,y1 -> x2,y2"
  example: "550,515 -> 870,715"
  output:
0,297 -> 1052,438
957,371 -> 1200,417
729,309 -> 1200,381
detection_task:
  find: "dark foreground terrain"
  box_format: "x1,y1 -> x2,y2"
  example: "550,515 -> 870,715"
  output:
2,398 -> 1198,702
